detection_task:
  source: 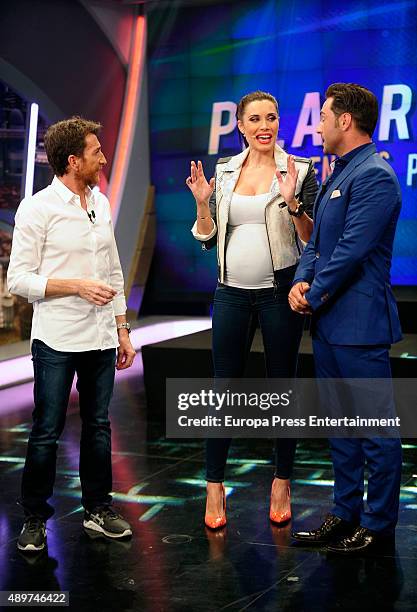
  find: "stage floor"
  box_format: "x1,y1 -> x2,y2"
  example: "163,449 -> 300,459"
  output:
0,354 -> 416,611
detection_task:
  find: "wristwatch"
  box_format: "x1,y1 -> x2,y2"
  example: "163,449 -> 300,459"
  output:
117,322 -> 131,333
288,199 -> 306,218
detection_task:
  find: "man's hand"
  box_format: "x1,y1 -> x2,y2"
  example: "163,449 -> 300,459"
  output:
78,279 -> 117,306
288,282 -> 312,314
116,331 -> 136,370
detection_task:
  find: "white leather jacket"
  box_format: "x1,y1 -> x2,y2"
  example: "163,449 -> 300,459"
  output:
192,144 -> 318,287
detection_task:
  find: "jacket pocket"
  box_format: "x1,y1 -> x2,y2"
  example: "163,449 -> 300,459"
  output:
348,280 -> 374,297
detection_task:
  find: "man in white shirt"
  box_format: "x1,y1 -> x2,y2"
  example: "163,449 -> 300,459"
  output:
7,117 -> 136,552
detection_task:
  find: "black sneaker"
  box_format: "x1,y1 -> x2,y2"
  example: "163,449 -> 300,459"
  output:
83,506 -> 132,538
17,517 -> 47,552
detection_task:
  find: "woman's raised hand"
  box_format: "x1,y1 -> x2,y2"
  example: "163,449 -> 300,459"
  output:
276,155 -> 299,205
186,160 -> 215,204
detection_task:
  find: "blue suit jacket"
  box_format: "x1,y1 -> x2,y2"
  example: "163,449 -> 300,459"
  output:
293,143 -> 402,346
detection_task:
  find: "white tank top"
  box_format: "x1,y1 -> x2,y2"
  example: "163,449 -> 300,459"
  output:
224,192 -> 274,289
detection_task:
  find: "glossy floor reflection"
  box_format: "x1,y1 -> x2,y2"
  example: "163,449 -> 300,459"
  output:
0,355 -> 416,611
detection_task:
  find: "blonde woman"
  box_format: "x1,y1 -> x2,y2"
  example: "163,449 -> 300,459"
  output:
187,91 -> 317,529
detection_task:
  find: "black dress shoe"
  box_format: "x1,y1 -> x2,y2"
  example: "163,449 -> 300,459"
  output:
326,526 -> 395,555
292,513 -> 355,545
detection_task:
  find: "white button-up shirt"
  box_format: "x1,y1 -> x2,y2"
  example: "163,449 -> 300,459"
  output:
7,176 -> 126,351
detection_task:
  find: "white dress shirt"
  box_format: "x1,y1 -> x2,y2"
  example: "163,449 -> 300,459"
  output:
7,176 -> 126,351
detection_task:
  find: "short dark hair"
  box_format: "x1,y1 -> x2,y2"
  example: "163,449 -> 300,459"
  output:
44,116 -> 102,176
236,91 -> 279,147
325,83 -> 378,137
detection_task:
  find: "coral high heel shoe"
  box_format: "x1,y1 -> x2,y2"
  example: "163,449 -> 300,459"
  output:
269,480 -> 291,526
205,483 -> 226,530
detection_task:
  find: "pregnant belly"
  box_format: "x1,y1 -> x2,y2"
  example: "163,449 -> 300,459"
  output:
225,224 -> 274,287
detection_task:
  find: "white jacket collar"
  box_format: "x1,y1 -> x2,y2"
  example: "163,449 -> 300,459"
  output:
221,143 -> 288,172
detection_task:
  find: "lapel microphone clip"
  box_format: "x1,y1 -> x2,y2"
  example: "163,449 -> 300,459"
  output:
87,210 -> 96,224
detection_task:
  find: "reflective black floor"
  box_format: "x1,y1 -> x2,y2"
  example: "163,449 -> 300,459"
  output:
0,355 -> 416,611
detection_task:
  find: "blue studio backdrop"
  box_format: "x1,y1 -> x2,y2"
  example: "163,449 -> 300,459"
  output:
146,0 -> 417,308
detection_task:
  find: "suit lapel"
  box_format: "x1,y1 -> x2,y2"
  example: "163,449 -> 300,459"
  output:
315,143 -> 376,230
313,174 -> 331,219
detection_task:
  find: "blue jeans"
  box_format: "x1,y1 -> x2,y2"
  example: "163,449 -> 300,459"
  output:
206,283 -> 304,482
21,340 -> 116,519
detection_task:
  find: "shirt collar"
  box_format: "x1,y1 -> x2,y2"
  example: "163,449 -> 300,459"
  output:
51,176 -> 94,205
339,142 -> 373,166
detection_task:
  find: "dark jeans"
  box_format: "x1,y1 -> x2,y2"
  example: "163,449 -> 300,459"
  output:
206,283 -> 304,482
21,340 -> 116,519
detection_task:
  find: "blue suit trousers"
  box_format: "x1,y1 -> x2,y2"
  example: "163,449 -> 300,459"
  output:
313,337 -> 402,534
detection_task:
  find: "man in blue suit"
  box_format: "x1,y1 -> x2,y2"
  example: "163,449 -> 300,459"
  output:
289,83 -> 402,554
